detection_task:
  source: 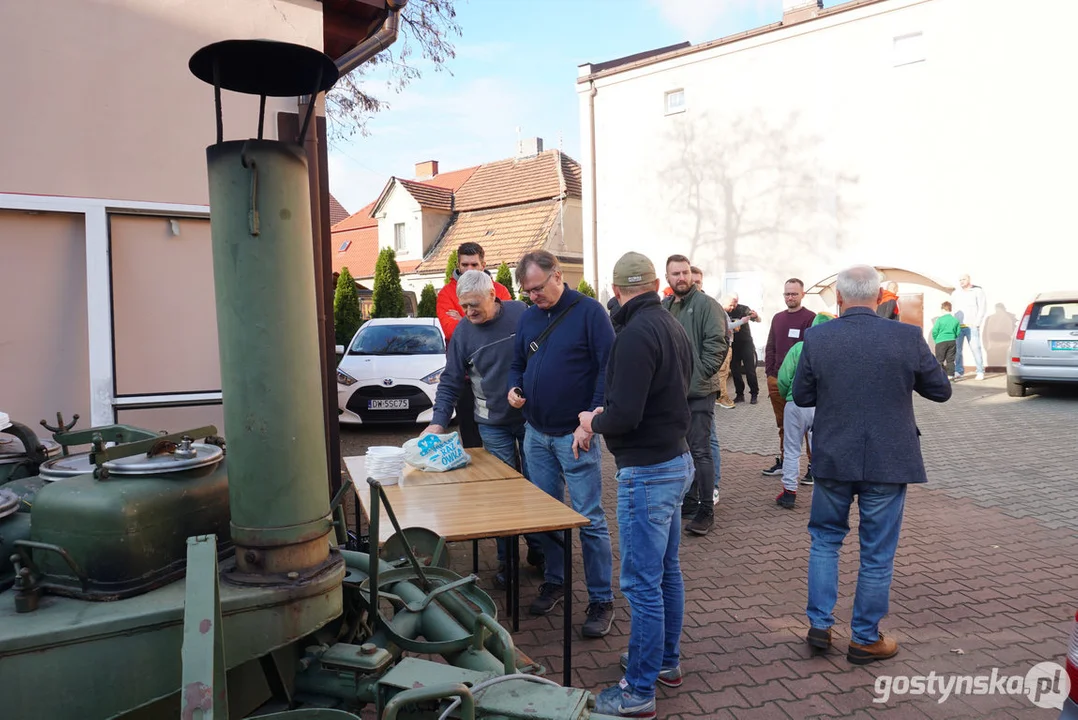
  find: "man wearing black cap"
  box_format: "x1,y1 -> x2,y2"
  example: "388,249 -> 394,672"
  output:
579,251 -> 695,719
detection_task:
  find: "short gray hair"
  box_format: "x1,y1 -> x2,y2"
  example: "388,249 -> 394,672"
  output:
836,265 -> 881,303
456,269 -> 494,297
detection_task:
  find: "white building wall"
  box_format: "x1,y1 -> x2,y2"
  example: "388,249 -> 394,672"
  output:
375,183 -> 424,262
581,0 -> 1078,358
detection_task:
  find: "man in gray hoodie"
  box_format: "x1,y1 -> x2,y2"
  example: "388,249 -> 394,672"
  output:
950,274 -> 987,380
425,269 -> 543,585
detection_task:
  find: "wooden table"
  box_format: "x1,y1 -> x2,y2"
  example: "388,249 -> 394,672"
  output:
343,447 -> 522,490
348,464 -> 588,687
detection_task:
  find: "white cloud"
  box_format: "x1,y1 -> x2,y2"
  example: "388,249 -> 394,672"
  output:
649,0 -> 778,43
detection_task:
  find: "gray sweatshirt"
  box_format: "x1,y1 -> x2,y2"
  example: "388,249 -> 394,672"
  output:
431,300 -> 527,428
950,285 -> 987,328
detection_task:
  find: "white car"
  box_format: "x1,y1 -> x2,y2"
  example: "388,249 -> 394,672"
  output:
336,317 -> 448,425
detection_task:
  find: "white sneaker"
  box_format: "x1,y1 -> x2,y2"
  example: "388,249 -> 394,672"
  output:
713,488 -> 720,505
976,372 -> 985,381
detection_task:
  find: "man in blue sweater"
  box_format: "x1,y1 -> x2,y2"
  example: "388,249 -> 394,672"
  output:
425,270 -> 544,587
507,250 -> 617,639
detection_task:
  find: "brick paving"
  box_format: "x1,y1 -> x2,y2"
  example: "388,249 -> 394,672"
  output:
341,371 -> 1078,718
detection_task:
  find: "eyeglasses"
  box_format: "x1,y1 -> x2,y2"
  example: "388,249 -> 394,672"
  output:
522,272 -> 555,296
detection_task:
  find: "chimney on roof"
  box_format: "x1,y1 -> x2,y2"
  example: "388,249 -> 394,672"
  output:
415,160 -> 439,180
782,0 -> 823,25
517,137 -> 544,158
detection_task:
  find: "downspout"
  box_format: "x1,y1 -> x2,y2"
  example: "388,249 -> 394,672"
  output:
303,0 -> 407,508
335,0 -> 406,75
586,80 -> 599,290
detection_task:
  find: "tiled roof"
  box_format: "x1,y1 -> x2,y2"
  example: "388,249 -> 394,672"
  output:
332,225 -> 379,278
415,200 -> 562,274
397,179 -> 454,212
454,150 -> 582,212
332,200 -> 377,232
328,194 -> 350,226
418,165 -> 479,190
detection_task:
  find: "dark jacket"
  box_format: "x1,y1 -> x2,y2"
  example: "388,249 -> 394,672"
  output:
728,304 -> 756,347
590,292 -> 692,469
431,300 -> 527,428
792,307 -> 952,484
661,285 -> 728,397
508,286 -> 615,436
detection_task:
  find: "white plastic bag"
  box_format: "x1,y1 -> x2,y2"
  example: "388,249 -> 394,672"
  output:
402,432 -> 471,472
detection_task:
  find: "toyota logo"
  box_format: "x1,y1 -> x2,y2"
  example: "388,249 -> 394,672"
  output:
382,378 -> 393,387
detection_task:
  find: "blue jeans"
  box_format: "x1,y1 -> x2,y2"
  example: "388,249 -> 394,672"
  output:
617,452 -> 695,697
807,479 -> 907,646
709,422 -> 721,495
523,425 -> 614,604
955,326 -> 984,375
476,423 -> 544,562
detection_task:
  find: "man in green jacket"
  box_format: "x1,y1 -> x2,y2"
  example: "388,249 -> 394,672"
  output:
662,254 -> 729,536
775,312 -> 834,508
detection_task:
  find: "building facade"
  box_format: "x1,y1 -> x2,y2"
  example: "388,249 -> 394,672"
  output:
0,0 -> 375,431
577,0 -> 1078,363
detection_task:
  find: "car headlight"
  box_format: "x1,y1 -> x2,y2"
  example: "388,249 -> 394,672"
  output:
336,368 -> 358,387
421,368 -> 444,385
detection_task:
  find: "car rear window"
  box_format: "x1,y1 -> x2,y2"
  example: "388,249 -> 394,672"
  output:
348,325 -> 445,355
1030,301 -> 1078,330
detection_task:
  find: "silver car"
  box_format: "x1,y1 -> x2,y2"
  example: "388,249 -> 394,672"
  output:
1007,291 -> 1078,397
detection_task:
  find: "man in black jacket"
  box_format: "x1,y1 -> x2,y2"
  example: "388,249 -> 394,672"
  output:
578,252 -> 695,719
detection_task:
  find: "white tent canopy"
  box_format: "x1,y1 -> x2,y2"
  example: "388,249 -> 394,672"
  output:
806,267 -> 955,306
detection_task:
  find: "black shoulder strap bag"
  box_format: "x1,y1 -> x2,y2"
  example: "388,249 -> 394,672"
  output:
526,298 -> 582,361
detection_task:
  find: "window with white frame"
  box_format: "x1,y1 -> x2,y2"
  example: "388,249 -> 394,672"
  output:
893,32 -> 925,67
394,222 -> 406,252
664,89 -> 686,115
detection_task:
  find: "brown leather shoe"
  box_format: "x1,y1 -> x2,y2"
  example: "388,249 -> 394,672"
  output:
847,633 -> 899,665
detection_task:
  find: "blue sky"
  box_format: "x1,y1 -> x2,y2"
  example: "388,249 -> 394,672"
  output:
327,0 -> 836,212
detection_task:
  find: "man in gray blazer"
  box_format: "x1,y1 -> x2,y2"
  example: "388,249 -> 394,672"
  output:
792,265 -> 951,665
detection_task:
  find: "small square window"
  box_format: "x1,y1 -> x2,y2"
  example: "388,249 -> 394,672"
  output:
394,222 -> 406,252
664,89 -> 686,115
893,32 -> 925,67
338,240 -> 351,252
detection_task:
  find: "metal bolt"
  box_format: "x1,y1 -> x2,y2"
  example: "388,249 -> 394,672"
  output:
245,550 -> 258,564
287,571 -> 299,580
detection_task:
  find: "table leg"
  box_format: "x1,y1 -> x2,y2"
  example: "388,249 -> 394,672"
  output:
504,535 -> 514,625
512,534 -> 520,632
472,540 -> 479,575
563,527 -> 572,688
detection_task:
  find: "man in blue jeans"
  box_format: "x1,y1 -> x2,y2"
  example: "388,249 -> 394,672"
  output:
579,252 -> 694,719
793,265 -> 951,665
425,270 -> 544,585
508,250 -> 616,638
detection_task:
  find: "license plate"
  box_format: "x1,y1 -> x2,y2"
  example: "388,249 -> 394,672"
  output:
368,399 -> 409,410
1050,340 -> 1078,351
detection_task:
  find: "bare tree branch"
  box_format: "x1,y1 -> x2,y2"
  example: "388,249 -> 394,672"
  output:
326,0 -> 461,140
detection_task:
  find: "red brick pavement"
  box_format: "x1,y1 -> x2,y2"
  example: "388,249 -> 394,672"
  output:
448,449 -> 1078,718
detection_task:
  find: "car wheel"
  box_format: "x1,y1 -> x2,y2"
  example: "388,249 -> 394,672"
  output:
1006,376 -> 1026,398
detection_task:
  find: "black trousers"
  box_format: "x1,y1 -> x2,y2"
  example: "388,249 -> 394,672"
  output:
455,381 -> 483,448
935,340 -> 956,377
685,393 -> 717,519
730,342 -> 759,397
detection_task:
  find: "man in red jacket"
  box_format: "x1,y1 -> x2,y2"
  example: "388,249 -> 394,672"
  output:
437,242 -> 511,447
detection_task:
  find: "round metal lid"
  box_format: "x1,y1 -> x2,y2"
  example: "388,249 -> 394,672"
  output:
189,39 -> 339,97
0,435 -> 62,463
39,452 -> 95,481
0,488 -> 20,520
103,442 -> 224,476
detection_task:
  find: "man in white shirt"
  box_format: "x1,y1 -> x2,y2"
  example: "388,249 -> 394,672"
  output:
950,274 -> 987,380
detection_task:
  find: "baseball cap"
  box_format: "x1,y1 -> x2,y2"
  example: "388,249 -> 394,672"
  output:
612,252 -> 656,287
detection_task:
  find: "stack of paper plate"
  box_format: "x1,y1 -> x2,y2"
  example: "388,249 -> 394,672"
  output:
365,446 -> 406,485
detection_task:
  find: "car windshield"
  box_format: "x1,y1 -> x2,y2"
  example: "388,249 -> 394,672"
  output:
1030,301 -> 1078,330
348,325 -> 445,355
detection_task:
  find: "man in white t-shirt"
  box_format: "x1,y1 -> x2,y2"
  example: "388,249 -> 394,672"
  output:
950,274 -> 987,380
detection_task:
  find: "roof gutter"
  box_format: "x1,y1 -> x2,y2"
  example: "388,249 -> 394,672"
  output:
586,80 -> 599,290
335,0 -> 406,74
